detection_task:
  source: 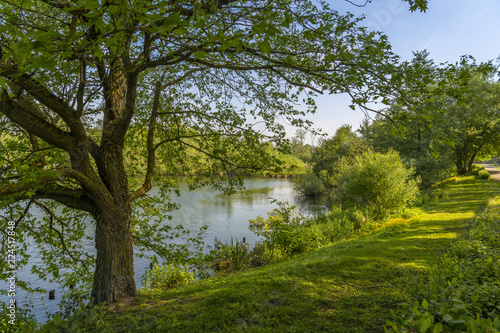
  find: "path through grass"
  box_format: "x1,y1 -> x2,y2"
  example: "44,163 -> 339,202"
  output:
65,176 -> 500,333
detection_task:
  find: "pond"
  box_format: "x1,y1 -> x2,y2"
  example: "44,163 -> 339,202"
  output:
0,178 -> 328,323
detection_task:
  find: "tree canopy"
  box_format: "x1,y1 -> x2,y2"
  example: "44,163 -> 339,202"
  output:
363,53 -> 500,177
0,0 -> 428,304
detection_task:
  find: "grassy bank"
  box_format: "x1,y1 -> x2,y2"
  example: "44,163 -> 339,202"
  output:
50,176 -> 500,332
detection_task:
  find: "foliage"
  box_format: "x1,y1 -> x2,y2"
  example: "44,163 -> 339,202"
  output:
294,125 -> 366,196
480,157 -> 500,165
359,115 -> 454,190
295,172 -> 328,196
290,129 -> 314,163
206,237 -> 250,271
387,196 -> 500,333
39,302 -> 106,333
477,169 -> 491,180
227,238 -> 250,271
312,125 -> 366,176
470,164 -> 486,174
249,201 -> 316,257
259,142 -> 306,177
141,264 -> 195,291
335,150 -> 420,216
372,52 -> 500,176
248,201 -> 375,263
49,175 -> 500,333
0,303 -> 38,333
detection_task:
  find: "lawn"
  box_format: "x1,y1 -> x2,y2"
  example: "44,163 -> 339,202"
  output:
55,176 -> 500,333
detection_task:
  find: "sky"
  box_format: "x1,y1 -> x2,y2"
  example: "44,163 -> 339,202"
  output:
289,0 -> 500,142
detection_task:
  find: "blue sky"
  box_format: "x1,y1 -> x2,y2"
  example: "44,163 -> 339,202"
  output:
292,0 -> 500,141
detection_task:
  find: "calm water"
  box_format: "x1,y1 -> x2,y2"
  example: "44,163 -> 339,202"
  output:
1,178 -> 327,322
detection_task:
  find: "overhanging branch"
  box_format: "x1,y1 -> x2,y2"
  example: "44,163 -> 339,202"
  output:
0,91 -> 78,154
0,63 -> 87,141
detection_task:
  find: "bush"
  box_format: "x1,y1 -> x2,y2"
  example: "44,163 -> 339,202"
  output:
477,169 -> 491,179
249,201 -> 321,256
248,201 -> 376,263
141,264 -> 194,290
336,150 -> 420,217
0,303 -> 38,333
295,172 -> 328,196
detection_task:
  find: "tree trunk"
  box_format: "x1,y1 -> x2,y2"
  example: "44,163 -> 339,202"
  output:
91,205 -> 136,303
467,152 -> 478,174
455,146 -> 468,175
456,159 -> 467,175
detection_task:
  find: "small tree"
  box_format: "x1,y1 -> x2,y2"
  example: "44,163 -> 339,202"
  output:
336,150 -> 419,216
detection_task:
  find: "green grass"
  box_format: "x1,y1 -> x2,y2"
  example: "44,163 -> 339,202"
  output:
60,176 -> 500,333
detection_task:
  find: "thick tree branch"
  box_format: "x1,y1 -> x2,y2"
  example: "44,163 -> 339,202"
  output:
0,167 -> 93,198
0,92 -> 78,153
10,187 -> 95,214
0,63 -> 87,141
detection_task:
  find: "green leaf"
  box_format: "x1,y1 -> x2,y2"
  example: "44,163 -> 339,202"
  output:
0,76 -> 7,89
432,323 -> 443,333
420,318 -> 431,333
251,22 -> 267,34
94,48 -> 105,60
267,24 -> 281,35
193,51 -> 208,60
494,317 -> 500,329
31,57 -> 57,69
422,299 -> 429,308
259,40 -> 271,57
442,314 -> 453,323
163,11 -> 185,27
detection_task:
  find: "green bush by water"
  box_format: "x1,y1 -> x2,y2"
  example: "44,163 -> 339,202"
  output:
335,150 -> 420,218
294,172 -> 328,196
247,201 -> 375,263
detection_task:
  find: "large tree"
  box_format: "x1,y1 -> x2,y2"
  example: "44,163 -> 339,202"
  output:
371,53 -> 500,176
0,0 -> 427,303
437,64 -> 500,174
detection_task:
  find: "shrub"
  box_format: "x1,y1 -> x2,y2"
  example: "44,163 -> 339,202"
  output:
0,303 -> 38,333
465,164 -> 488,176
249,202 -> 376,262
336,150 -> 420,217
295,172 -> 328,196
249,201 -> 321,256
141,264 -> 194,290
477,169 -> 491,179
409,154 -> 454,190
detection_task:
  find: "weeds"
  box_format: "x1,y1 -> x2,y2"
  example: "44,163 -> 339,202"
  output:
140,264 -> 194,291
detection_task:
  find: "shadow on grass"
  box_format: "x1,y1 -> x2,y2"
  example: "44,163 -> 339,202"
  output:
109,218 -> 461,332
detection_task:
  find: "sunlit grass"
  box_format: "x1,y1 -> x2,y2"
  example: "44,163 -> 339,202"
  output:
57,176 -> 500,333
